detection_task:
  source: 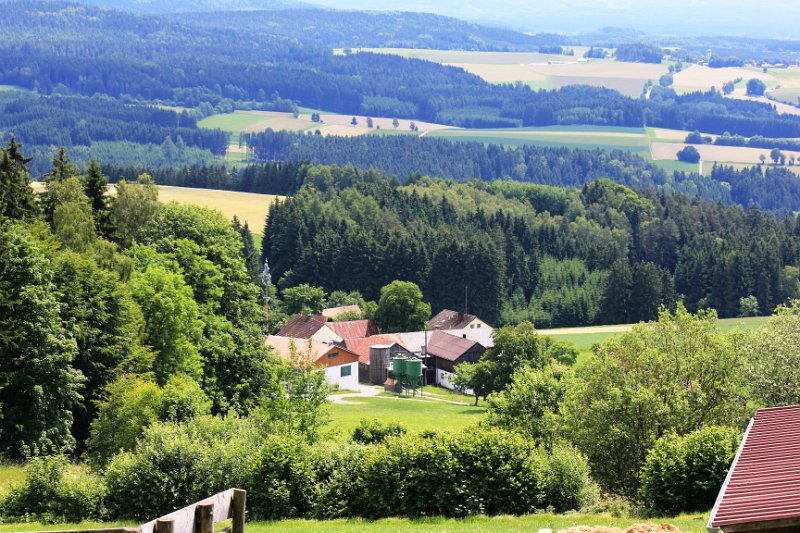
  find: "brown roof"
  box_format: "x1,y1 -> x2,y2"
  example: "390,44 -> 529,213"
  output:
426,330 -> 483,362
709,405 -> 800,530
428,309 -> 479,330
264,335 -> 359,368
321,305 -> 361,319
276,315 -> 328,338
327,319 -> 378,340
345,334 -> 410,365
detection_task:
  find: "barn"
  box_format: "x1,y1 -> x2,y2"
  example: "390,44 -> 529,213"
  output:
708,405 -> 800,533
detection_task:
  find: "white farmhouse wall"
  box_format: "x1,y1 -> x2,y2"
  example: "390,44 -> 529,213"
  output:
436,369 -> 473,395
325,362 -> 359,390
310,326 -> 344,344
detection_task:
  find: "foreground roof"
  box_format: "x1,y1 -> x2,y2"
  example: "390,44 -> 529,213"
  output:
327,319 -> 378,340
265,335 -> 358,366
428,309 -> 480,330
709,405 -> 800,531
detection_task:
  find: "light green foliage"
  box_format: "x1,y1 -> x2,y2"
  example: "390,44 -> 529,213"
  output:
111,175 -> 160,247
283,284 -> 326,315
640,426 -> 741,514
104,416 -> 259,520
87,375 -> 162,466
742,300 -> 800,406
325,290 -> 366,308
0,221 -> 83,458
351,418 -> 407,445
0,455 -> 106,523
485,366 -> 565,445
129,265 -> 203,383
260,338 -> 330,443
560,305 -> 747,496
374,280 -> 431,333
738,295 -> 760,317
158,374 -> 212,423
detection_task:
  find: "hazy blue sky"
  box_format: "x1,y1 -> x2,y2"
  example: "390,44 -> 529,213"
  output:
307,0 -> 800,38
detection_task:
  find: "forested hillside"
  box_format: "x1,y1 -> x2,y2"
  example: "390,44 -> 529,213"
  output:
76,0 -> 311,12
260,164 -> 800,326
2,2 -> 800,136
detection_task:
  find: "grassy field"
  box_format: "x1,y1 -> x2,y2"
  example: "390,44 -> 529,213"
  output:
0,513 -> 711,533
0,463 -> 25,496
542,315 -> 770,363
431,125 -> 650,152
327,396 -> 485,440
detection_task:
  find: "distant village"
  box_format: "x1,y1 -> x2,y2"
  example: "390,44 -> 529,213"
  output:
265,307 -> 493,392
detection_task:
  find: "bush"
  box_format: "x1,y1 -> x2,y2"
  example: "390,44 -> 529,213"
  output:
318,430 -> 594,519
639,426 -> 740,514
351,418 -> 407,444
247,435 -> 318,520
0,455 -> 106,522
104,416 -> 258,519
676,145 -> 701,163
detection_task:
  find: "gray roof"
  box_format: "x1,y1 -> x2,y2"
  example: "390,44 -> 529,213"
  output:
398,328 -> 494,354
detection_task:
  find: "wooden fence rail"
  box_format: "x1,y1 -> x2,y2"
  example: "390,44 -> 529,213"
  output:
32,489 -> 246,533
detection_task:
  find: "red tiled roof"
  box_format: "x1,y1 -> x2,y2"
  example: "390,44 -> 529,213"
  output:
265,335 -> 359,367
327,319 -> 378,340
321,305 -> 361,319
709,405 -> 800,529
276,315 -> 328,338
428,309 -> 478,330
426,330 -> 483,362
345,334 -> 410,365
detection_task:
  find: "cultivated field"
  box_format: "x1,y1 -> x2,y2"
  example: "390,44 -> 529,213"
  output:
651,142 -> 800,165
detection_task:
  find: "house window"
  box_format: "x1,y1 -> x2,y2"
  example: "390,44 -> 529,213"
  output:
340,365 -> 352,377
328,352 -> 338,359
477,323 -> 481,328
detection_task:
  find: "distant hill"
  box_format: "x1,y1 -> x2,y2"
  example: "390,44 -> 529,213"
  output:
74,0 -> 313,13
176,8 -> 569,51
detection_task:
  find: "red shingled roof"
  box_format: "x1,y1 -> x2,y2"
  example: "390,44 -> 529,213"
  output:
276,315 -> 328,338
709,405 -> 800,530
327,319 -> 378,340
428,309 -> 478,330
345,334 -> 409,365
426,330 -> 482,362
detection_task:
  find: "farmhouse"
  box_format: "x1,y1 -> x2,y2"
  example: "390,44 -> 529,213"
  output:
277,315 -> 377,343
264,335 -> 360,390
344,334 -> 411,382
428,309 -> 492,332
423,330 -> 486,390
708,405 -> 800,533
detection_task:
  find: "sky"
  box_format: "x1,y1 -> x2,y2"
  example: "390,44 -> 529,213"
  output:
305,0 -> 800,39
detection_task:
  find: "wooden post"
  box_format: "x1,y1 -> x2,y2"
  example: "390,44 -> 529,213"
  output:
232,489 -> 246,533
154,519 -> 174,533
195,502 -> 214,533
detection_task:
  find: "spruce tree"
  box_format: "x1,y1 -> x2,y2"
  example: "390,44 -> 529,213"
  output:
0,136 -> 37,220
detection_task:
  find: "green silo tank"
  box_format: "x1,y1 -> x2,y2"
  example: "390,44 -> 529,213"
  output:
406,358 -> 423,378
392,357 -> 407,378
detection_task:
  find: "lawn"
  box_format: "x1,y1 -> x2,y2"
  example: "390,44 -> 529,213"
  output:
327,396 -> 485,440
0,463 -> 25,496
0,513 -> 711,532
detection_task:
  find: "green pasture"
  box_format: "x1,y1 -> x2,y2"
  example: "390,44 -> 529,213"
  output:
0,513 -> 710,532
327,396 -> 485,439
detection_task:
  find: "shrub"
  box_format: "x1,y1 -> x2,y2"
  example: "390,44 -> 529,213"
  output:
0,455 -> 106,522
676,145 -> 701,163
319,430 -> 593,519
104,416 -> 258,519
158,374 -> 211,422
247,435 -> 318,520
639,426 -> 741,514
351,418 -> 407,444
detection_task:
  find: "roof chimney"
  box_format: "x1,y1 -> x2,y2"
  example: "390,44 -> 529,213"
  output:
462,333 -> 467,339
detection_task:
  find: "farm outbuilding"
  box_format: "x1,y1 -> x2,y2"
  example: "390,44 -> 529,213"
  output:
708,405 -> 800,533
264,335 -> 360,390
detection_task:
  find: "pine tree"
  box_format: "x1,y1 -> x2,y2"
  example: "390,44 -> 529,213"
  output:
83,159 -> 111,234
0,136 -> 37,220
